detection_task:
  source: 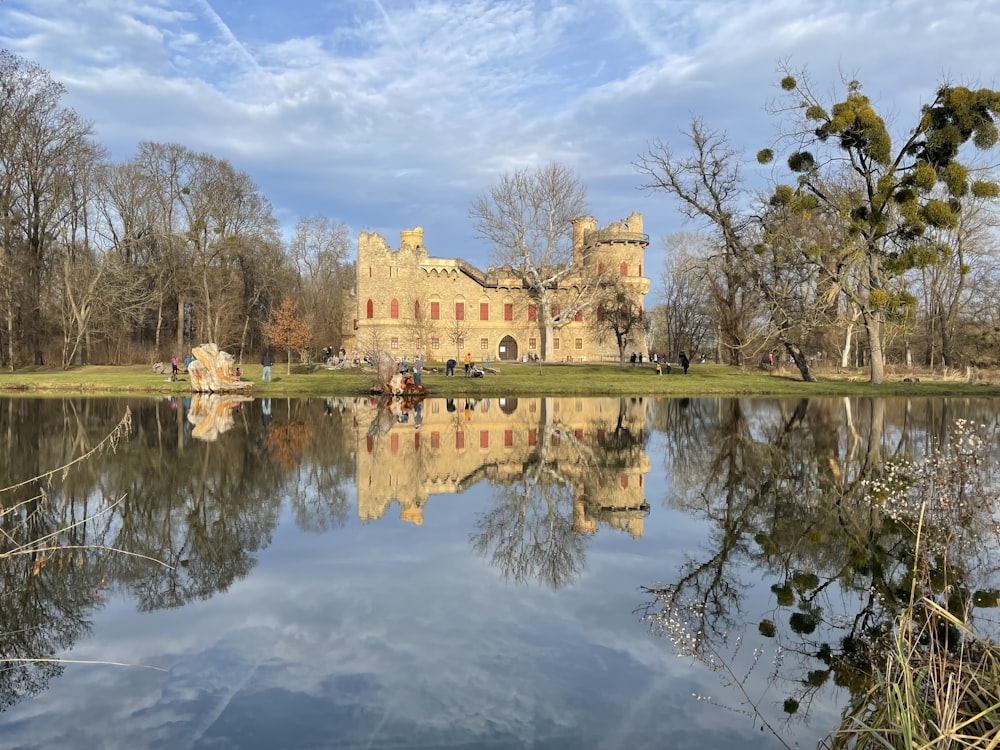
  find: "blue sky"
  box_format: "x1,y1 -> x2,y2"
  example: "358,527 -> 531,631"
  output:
2,0 -> 998,298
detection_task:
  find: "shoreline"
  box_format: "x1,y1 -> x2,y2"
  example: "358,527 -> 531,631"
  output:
2,362 -> 998,399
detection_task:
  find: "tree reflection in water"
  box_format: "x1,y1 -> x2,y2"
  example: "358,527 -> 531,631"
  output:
639,398 -> 1000,744
0,407 -> 134,710
0,396 -> 356,711
470,397 -> 647,588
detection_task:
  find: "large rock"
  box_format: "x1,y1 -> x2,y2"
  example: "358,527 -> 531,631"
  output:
188,343 -> 253,393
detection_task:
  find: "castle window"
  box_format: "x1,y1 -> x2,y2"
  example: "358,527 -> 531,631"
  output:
456,431 -> 465,450
504,430 -> 513,447
620,262 -> 628,276
598,263 -> 604,274
431,337 -> 440,349
575,338 -> 583,350
390,337 -> 398,349
554,338 -> 560,350
480,431 -> 489,449
551,305 -> 559,319
431,432 -> 440,449
480,338 -> 488,350
366,299 -> 374,319
527,304 -> 537,322
597,304 -> 605,320
431,301 -> 440,320
529,338 -> 536,349
456,302 -> 465,321
414,300 -> 421,318
574,310 -> 582,322
504,303 -> 513,321
639,263 -> 642,276
390,298 -> 399,319
480,302 -> 489,321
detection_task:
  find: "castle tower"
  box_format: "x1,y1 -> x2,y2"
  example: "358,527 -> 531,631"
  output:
572,216 -> 597,264
584,211 -> 650,296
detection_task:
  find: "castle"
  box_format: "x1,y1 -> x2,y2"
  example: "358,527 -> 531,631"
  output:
344,212 -> 650,363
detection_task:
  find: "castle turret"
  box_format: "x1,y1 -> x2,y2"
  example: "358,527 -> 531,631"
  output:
400,227 -> 424,248
572,216 -> 597,264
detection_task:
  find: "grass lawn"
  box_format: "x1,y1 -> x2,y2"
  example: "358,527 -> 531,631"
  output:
1,361 -> 998,398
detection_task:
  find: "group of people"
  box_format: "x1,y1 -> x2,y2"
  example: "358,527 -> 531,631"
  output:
397,355 -> 424,385
638,350 -> 695,375
443,353 -> 485,378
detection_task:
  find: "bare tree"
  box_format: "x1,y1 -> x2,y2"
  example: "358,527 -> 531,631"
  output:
636,122 -> 755,367
915,194 -> 1000,367
444,318 -> 472,360
289,216 -> 353,354
591,287 -> 649,366
653,232 -> 717,360
469,162 -> 591,361
0,50 -> 103,366
402,296 -> 438,357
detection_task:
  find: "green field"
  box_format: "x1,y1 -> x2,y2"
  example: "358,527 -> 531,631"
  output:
1,361 -> 997,398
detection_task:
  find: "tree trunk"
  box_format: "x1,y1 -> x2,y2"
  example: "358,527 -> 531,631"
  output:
176,296 -> 184,356
4,285 -> 13,371
841,319 -> 853,369
782,341 -> 815,382
863,308 -> 886,384
542,316 -> 555,362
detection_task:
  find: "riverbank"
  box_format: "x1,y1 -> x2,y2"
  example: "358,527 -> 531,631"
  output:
2,361 -> 998,398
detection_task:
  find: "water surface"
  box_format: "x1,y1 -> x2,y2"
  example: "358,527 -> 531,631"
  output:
1,395 -> 998,749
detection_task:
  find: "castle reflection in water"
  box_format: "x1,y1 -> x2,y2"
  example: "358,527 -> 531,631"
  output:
352,396 -> 651,538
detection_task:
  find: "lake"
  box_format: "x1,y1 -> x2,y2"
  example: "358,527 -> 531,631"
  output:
1,395 -> 998,749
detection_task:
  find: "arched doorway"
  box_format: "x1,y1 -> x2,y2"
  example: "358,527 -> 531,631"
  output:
498,335 -> 518,361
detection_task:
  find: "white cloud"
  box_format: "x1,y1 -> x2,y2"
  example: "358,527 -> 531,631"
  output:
1,0 -> 998,285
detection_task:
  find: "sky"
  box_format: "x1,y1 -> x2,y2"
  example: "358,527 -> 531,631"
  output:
2,0 -> 999,299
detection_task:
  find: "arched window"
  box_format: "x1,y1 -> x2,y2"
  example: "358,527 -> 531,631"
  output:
366,299 -> 374,319
620,262 -> 628,276
414,300 -> 421,318
390,299 -> 399,319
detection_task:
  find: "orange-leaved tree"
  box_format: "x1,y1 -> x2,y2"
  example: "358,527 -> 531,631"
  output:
263,299 -> 313,374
